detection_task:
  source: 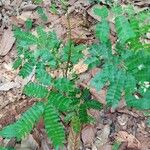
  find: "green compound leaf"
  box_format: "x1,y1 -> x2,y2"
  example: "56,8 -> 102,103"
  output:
94,6 -> 108,18
14,28 -> 37,45
79,104 -> 88,124
35,68 -> 52,86
19,62 -> 35,78
44,104 -> 65,148
48,92 -> 74,112
25,19 -> 32,31
24,82 -> 48,98
36,7 -> 48,21
96,19 -> 110,43
0,102 -> 44,140
115,15 -> 136,43
127,90 -> 150,110
71,115 -> 81,133
106,71 -> 126,108
85,100 -> 102,110
13,57 -> 22,69
54,77 -> 75,94
90,70 -> 108,91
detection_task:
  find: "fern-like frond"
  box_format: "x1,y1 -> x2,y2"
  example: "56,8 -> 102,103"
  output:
106,71 -> 125,108
48,92 -> 74,112
96,19 -> 110,43
0,147 -> 15,150
93,6 -> 108,19
36,26 -> 48,48
79,104 -> 88,124
90,70 -> 108,91
35,68 -> 52,86
0,124 -> 17,139
14,28 -> 37,45
85,100 -> 102,110
23,82 -> 48,98
54,77 -> 75,95
13,57 -> 22,69
19,62 -> 35,78
36,7 -> 48,21
44,103 -> 65,148
115,16 -> 136,43
0,102 -> 44,140
71,115 -> 81,133
127,90 -> 150,110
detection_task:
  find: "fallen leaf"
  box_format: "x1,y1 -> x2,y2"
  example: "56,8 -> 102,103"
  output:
98,144 -> 112,150
73,60 -> 88,74
82,125 -> 95,147
19,134 -> 39,150
67,127 -> 80,150
17,11 -> 33,22
95,125 -> 110,147
116,131 -> 141,149
0,82 -> 20,91
0,29 -> 15,56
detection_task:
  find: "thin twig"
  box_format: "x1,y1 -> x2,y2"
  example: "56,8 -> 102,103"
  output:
65,13 -> 72,78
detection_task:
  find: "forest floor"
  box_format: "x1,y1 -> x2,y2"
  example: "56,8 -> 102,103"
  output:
0,0 -> 150,150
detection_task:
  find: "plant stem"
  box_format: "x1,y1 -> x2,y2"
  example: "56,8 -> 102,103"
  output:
65,13 -> 72,78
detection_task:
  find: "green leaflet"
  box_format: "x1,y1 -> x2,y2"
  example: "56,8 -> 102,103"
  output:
14,28 -> 37,45
90,70 -> 108,91
0,102 -> 44,140
96,19 -> 110,43
127,90 -> 150,110
13,57 -> 22,69
85,100 -> 102,110
85,43 -> 112,68
71,115 -> 81,133
48,92 -> 74,112
25,19 -> 32,31
44,104 -> 65,148
36,7 -> 48,21
19,62 -> 35,78
36,26 -> 48,48
106,71 -> 125,108
35,68 -> 52,86
115,16 -> 136,43
61,41 -> 85,64
0,124 -> 17,139
79,104 -> 88,123
24,82 -> 48,98
0,147 -> 15,150
94,6 -> 108,18
54,77 -> 75,94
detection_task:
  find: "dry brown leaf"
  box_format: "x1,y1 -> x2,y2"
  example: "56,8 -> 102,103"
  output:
97,144 -> 112,150
67,127 -> 80,150
0,82 -> 20,91
95,124 -> 110,147
73,60 -> 88,74
81,125 -> 95,147
116,131 -> 141,149
0,29 -> 15,56
17,11 -> 32,22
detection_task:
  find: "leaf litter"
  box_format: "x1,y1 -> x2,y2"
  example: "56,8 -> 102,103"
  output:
0,0 -> 150,149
